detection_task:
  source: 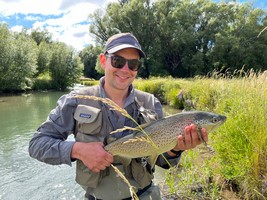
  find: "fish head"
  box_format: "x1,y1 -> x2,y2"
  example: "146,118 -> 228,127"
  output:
192,111 -> 227,132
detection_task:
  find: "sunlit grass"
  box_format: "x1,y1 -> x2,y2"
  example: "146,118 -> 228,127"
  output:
80,70 -> 267,199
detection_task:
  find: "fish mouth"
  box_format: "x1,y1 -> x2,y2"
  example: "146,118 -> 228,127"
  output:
202,115 -> 227,132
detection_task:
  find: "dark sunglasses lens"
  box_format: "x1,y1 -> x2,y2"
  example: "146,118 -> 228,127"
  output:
109,55 -> 141,71
111,56 -> 126,69
128,60 -> 141,71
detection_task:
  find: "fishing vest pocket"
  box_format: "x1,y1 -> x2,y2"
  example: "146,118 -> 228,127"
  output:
74,105 -> 102,135
75,159 -> 108,188
130,159 -> 154,189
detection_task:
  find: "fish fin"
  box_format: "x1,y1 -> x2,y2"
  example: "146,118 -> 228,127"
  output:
139,121 -> 155,129
103,134 -> 117,145
148,154 -> 159,168
115,156 -> 132,167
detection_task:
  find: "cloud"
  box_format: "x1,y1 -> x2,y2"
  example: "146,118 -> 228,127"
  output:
0,0 -> 117,51
0,0 -> 63,16
59,0 -> 107,10
10,25 -> 24,32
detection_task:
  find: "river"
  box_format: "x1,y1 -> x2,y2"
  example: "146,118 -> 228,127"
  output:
0,91 -> 177,200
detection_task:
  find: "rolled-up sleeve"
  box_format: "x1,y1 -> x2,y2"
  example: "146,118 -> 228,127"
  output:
28,93 -> 78,166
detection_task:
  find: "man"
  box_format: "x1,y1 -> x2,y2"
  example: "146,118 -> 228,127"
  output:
29,32 -> 208,200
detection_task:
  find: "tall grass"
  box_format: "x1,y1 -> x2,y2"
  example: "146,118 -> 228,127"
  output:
81,71 -> 267,199
135,72 -> 267,199
209,71 -> 267,199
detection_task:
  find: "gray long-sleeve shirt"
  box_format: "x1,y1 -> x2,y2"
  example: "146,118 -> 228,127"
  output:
29,78 -> 180,167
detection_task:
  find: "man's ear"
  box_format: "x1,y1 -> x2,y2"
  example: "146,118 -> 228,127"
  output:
99,54 -> 106,70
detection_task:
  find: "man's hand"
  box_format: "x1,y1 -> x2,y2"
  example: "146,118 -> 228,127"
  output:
169,124 -> 208,156
71,142 -> 113,173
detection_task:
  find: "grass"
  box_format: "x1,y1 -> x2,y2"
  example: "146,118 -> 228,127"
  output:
81,70 -> 267,199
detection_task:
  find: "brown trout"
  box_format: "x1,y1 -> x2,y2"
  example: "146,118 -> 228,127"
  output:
104,111 -> 227,167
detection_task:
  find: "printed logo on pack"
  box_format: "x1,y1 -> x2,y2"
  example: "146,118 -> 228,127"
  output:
79,113 -> 92,119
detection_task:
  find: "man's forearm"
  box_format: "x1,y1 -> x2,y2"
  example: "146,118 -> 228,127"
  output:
29,132 -> 75,166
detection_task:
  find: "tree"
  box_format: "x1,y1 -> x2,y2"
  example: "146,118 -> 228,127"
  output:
36,41 -> 52,76
210,4 -> 267,72
30,28 -> 53,46
88,0 -> 267,78
0,24 -> 38,91
79,45 -> 102,79
0,23 -> 13,90
89,0 -> 158,78
49,42 -> 82,90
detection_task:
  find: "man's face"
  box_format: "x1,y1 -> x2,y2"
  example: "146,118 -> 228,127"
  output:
100,48 -> 140,92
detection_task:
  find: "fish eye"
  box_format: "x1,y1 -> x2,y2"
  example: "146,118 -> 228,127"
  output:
212,117 -> 218,123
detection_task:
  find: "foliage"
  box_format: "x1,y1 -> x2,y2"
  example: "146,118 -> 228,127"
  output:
36,41 -> 52,76
0,24 -> 83,92
32,72 -> 53,90
162,71 -> 267,199
30,27 -> 53,45
0,24 -> 38,91
82,71 -> 267,199
79,45 -> 103,79
49,42 -> 83,90
88,0 -> 267,78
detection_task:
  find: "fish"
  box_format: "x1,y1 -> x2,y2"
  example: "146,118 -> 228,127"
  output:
104,111 -> 227,168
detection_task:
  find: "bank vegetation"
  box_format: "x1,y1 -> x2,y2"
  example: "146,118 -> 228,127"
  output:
1,0 -> 267,93
84,70 -> 267,199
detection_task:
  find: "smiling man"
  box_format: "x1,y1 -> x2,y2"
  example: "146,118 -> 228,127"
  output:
29,32 -> 208,200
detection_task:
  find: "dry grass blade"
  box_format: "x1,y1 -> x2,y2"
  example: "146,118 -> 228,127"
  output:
110,126 -> 141,135
73,95 -> 159,150
111,164 -> 139,200
74,95 -> 129,117
73,95 -> 172,187
123,136 -> 151,144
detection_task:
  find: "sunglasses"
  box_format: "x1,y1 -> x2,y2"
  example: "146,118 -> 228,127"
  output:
105,54 -> 142,71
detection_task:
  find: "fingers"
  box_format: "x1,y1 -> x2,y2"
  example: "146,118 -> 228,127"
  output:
174,124 -> 209,151
91,156 -> 113,172
73,142 -> 114,173
90,150 -> 114,173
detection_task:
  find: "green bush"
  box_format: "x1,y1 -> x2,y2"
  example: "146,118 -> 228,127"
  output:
32,72 -> 53,90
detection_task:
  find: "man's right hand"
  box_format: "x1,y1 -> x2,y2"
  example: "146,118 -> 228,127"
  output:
71,142 -> 114,173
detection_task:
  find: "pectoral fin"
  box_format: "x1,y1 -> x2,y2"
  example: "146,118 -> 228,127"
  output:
148,154 -> 159,168
114,156 -> 132,168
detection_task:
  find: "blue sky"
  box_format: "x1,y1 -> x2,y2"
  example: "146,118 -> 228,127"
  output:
0,0 -> 116,51
0,0 -> 266,51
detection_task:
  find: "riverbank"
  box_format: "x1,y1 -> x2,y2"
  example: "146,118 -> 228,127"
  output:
158,146 -> 241,200
1,72 -> 267,199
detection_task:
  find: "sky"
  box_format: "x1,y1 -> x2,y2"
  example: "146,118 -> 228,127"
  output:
0,0 -> 266,51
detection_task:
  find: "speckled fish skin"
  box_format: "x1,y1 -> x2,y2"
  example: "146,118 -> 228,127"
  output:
104,111 -> 227,167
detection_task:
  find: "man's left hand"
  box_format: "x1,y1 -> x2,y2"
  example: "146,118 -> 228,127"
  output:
169,124 -> 208,156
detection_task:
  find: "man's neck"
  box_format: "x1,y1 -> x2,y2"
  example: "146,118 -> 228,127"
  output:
104,85 -> 128,108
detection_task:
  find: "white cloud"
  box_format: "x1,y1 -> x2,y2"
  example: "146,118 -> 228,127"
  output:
0,0 -> 63,16
59,0 -> 107,10
0,0 -> 117,51
10,25 -> 24,32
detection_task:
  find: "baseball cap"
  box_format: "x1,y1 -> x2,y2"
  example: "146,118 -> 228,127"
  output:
103,33 -> 145,58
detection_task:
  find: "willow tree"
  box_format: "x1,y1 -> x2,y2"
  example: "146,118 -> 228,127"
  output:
88,0 -> 267,78
49,42 -> 82,90
0,24 -> 38,91
89,0 -> 157,77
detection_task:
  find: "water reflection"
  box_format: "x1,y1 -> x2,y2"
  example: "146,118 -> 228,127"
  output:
0,92 -> 178,200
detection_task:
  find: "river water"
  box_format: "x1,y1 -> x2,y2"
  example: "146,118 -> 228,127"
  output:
0,91 -> 176,200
